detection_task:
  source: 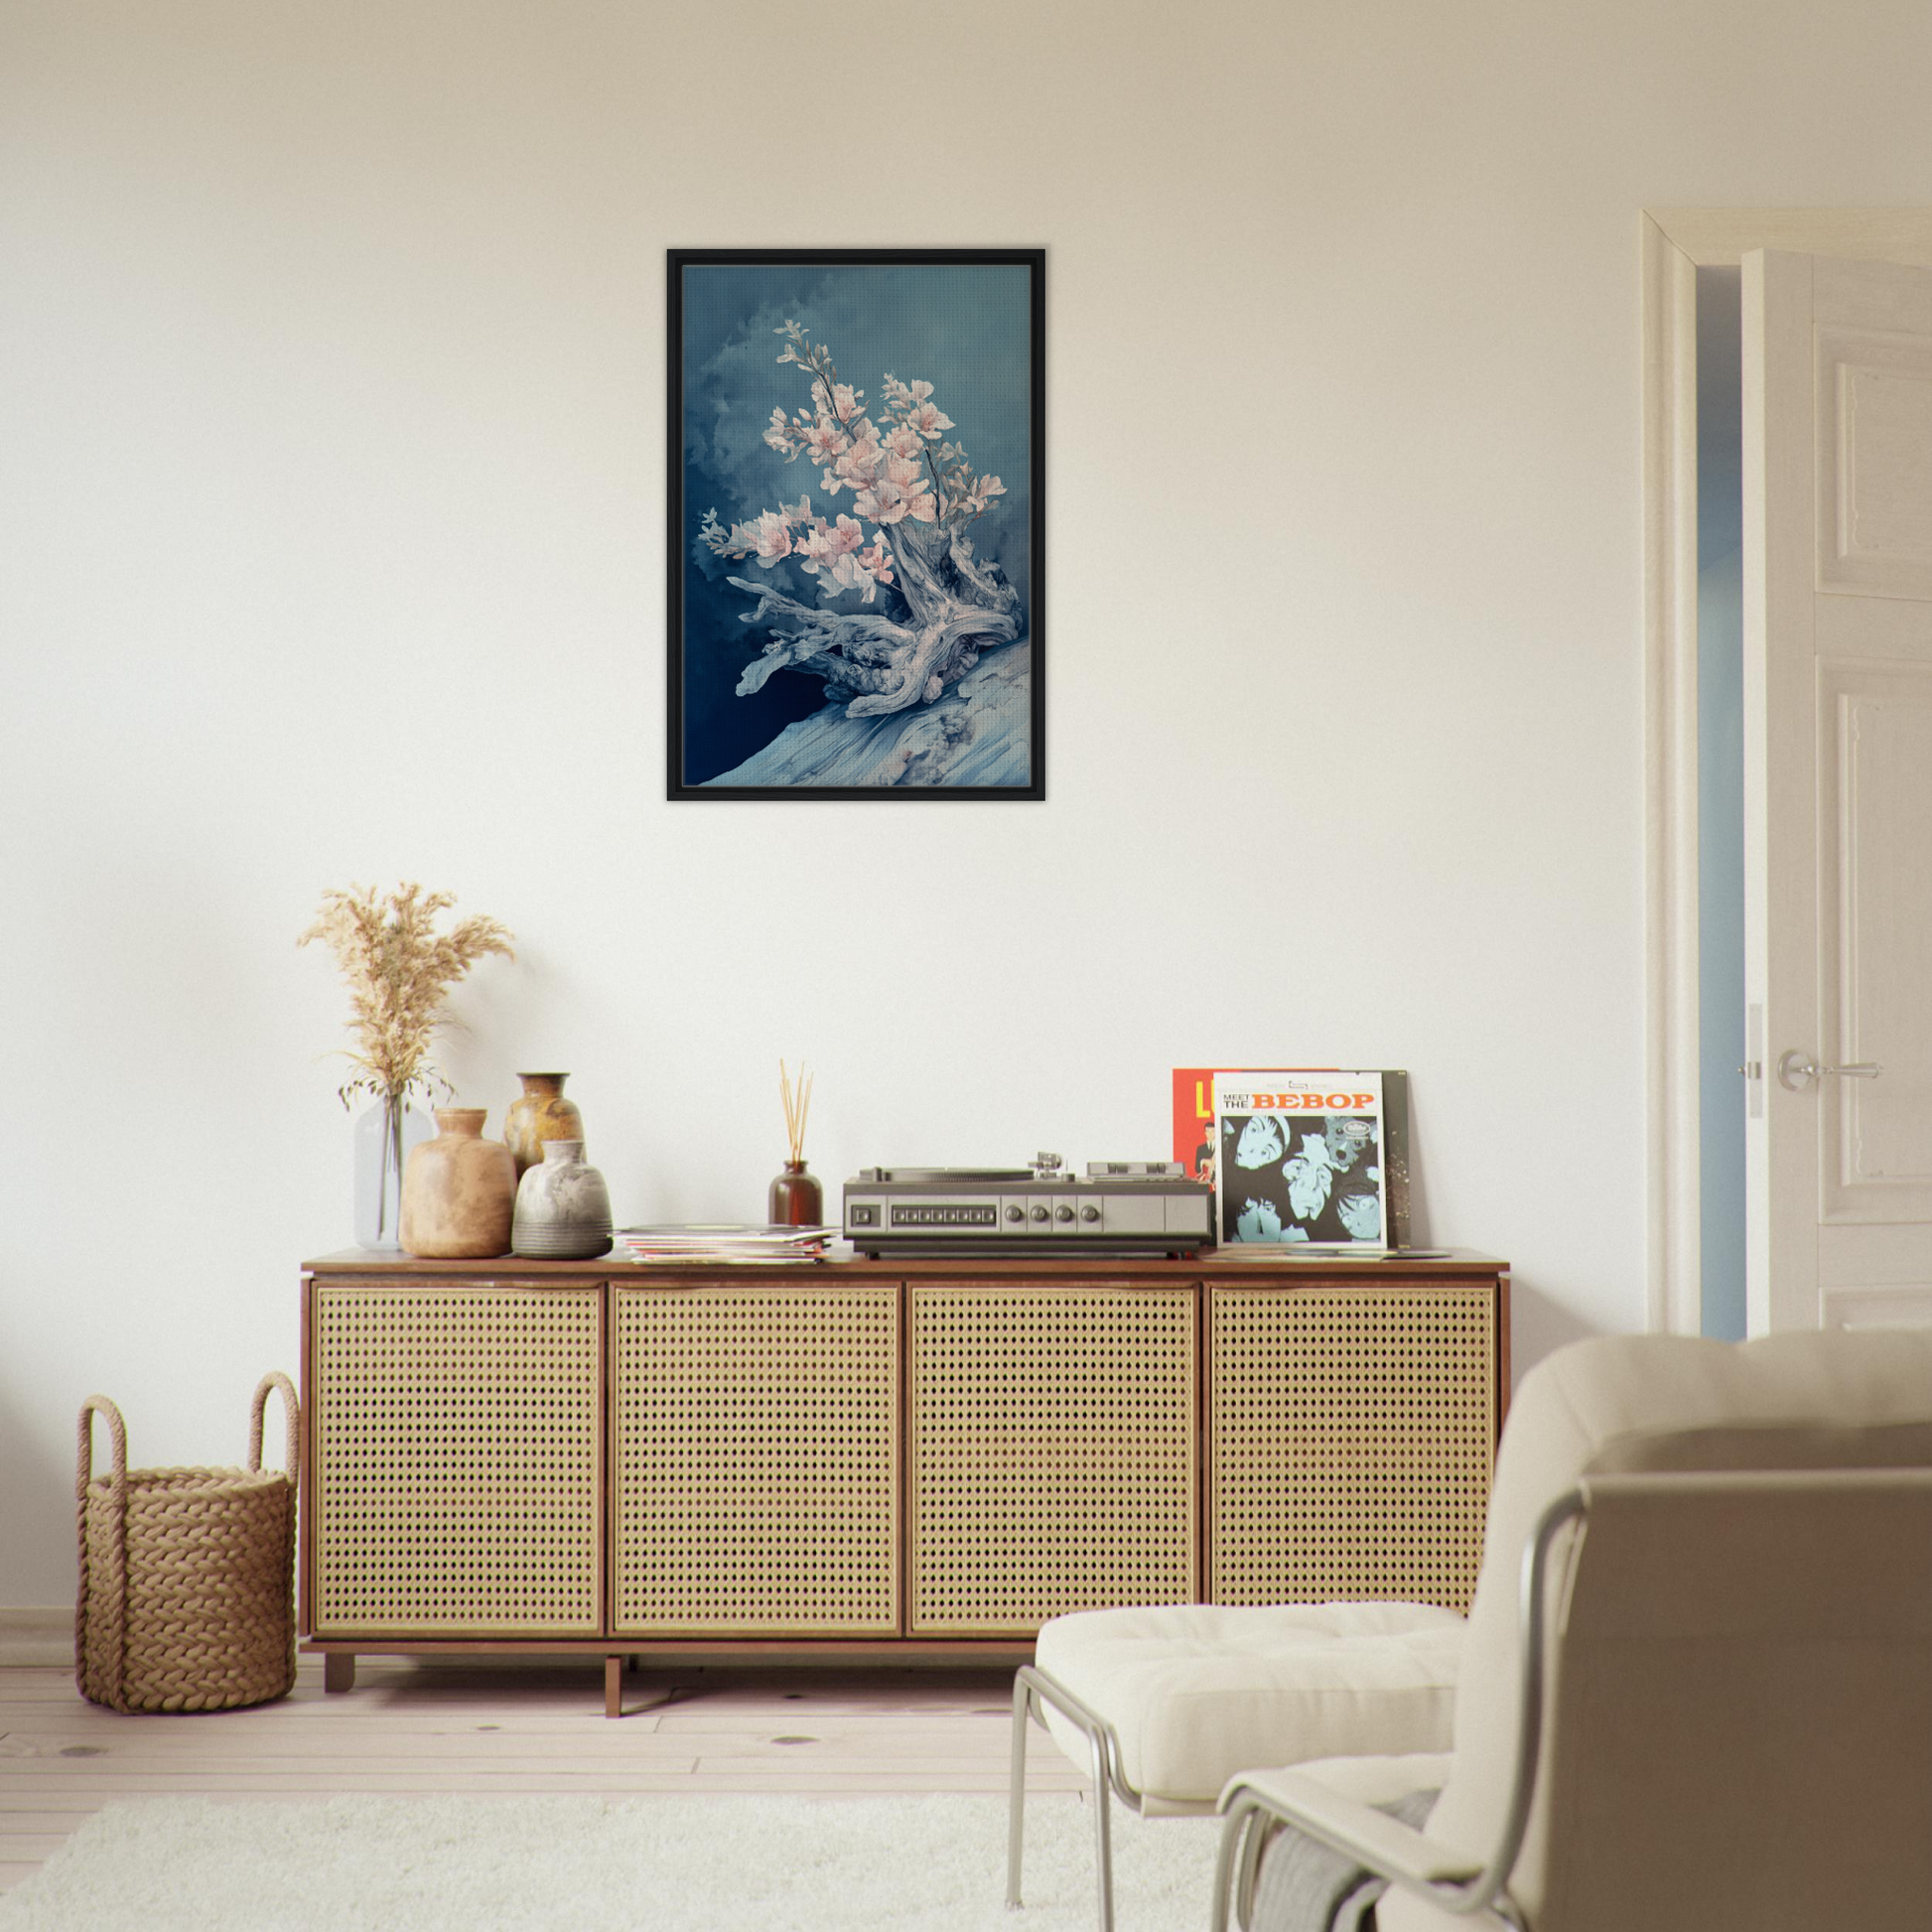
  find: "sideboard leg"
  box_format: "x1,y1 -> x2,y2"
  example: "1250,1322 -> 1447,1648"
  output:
323,1652 -> 355,1695
605,1654 -> 622,1719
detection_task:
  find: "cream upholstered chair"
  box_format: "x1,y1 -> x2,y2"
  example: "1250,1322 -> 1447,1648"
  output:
1009,1602 -> 1465,1925
1212,1327 -> 1932,1932
1007,1570 -> 1467,1922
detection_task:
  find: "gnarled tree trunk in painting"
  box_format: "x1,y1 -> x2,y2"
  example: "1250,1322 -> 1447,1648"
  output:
727,518 -> 1020,718
700,321 -> 1020,721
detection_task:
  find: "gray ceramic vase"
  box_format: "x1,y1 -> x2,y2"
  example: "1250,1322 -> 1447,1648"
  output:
511,1140 -> 614,1260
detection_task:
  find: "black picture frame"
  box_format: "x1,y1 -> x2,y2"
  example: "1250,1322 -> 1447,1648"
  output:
668,248 -> 1045,800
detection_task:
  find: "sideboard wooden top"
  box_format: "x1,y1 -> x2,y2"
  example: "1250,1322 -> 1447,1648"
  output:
305,1247 -> 1507,1282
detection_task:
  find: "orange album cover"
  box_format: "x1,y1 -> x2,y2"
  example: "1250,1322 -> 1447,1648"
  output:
1172,1067 -> 1336,1182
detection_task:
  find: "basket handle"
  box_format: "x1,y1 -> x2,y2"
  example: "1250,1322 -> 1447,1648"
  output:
76,1395 -> 127,1504
74,1395 -> 131,1707
248,1371 -> 301,1481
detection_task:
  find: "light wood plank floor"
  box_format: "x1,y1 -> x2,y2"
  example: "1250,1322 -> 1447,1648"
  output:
0,1657 -> 1085,1892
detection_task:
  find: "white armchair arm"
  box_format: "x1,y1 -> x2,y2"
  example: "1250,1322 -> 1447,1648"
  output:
1226,1765 -> 1475,1887
1210,1766 -> 1492,1932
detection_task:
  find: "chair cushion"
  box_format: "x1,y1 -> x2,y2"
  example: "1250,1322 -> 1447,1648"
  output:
1033,1601 -> 1465,1810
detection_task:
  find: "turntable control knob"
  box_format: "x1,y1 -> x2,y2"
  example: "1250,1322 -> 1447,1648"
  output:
1081,1205 -> 1101,1223
1006,1204 -> 1025,1222
1031,1205 -> 1050,1223
1055,1204 -> 1075,1223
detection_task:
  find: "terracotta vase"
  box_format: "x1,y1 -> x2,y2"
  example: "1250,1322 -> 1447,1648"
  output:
512,1141 -> 614,1260
503,1072 -> 586,1178
400,1109 -> 515,1258
767,1160 -> 824,1227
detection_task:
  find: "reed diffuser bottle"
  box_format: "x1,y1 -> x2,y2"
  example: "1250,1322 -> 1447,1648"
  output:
768,1058 -> 823,1226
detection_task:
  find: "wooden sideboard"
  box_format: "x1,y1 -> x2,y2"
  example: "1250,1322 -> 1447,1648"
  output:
300,1250 -> 1509,1714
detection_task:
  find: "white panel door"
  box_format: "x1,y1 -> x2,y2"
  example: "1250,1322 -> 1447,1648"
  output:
1745,250 -> 1932,1331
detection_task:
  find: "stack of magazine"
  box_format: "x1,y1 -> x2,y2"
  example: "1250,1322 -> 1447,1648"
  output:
613,1224 -> 837,1264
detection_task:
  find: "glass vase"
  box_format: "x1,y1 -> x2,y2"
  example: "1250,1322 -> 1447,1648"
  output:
352,1094 -> 432,1250
767,1160 -> 824,1228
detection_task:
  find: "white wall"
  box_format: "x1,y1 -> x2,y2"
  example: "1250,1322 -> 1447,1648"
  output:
4,0 -> 1928,1604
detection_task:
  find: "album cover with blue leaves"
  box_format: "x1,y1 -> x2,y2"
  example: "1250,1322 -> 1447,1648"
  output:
1210,1070 -> 1411,1249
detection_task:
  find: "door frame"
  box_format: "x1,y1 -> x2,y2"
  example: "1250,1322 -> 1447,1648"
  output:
1641,209 -> 1932,1334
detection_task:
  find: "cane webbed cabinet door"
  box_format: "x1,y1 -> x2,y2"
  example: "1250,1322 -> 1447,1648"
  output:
1208,1281 -> 1495,1612
310,1281 -> 604,1636
907,1280 -> 1198,1634
611,1281 -> 900,1635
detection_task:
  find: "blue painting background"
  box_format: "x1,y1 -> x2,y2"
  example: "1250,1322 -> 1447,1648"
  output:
680,262 -> 1033,785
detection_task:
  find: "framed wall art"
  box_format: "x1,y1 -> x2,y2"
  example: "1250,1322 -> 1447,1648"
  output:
668,248 -> 1044,799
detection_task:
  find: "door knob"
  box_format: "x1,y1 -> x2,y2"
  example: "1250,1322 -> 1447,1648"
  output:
1777,1050 -> 1882,1091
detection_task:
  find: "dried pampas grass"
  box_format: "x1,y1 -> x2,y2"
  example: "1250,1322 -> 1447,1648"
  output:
298,883 -> 515,1107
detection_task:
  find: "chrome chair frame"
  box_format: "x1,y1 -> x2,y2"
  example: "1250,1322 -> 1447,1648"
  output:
1007,1662 -> 1174,1932
1208,1489 -> 1587,1932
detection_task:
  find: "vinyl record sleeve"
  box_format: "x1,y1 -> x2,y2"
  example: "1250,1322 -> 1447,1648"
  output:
1173,1067 -> 1411,1248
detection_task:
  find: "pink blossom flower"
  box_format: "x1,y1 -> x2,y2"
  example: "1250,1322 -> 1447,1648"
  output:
752,509 -> 792,566
762,405 -> 795,456
883,424 -> 924,461
830,382 -> 863,423
871,454 -> 937,522
830,434 -> 884,496
796,514 -> 865,575
902,378 -> 935,404
803,417 -> 849,465
819,553 -> 851,593
794,523 -> 834,573
959,473 -> 1008,516
903,400 -> 954,440
853,484 -> 897,524
825,548 -> 889,604
858,534 -> 895,585
855,477 -> 910,525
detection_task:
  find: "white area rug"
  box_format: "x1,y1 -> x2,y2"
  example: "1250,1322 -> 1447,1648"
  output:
0,1792 -> 1222,1931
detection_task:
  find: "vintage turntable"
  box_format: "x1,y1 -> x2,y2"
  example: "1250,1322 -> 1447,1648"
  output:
843,1154 -> 1212,1258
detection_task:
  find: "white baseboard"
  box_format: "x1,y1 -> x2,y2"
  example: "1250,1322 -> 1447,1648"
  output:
0,1606 -> 71,1667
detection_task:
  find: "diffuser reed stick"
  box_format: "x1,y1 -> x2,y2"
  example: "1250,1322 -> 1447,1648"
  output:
778,1058 -> 813,1164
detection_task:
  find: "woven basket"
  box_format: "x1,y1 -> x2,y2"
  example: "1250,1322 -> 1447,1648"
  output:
75,1373 -> 300,1714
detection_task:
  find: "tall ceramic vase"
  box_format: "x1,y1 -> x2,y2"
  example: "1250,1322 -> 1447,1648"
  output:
503,1073 -> 586,1178
352,1094 -> 433,1250
400,1109 -> 515,1259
